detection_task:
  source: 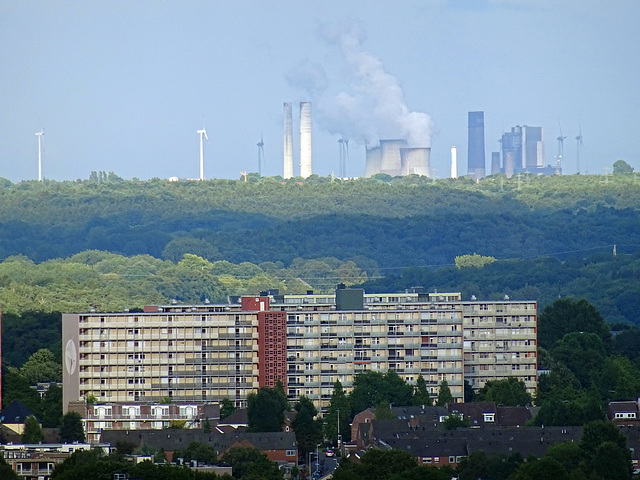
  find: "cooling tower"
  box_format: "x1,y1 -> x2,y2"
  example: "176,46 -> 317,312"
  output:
364,146 -> 382,178
300,102 -> 312,178
283,102 -> 293,179
400,147 -> 430,176
379,139 -> 407,176
467,111 -> 486,180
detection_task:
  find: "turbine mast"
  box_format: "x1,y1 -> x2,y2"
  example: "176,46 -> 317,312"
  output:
197,127 -> 208,180
35,130 -> 44,181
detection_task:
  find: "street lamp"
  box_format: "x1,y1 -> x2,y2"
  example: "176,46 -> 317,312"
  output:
315,443 -> 321,476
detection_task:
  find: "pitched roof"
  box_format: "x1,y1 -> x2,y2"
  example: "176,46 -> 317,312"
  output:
0,400 -> 37,424
101,429 -> 297,454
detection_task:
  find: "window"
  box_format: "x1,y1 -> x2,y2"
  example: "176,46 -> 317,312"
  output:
483,413 -> 495,423
286,450 -> 296,457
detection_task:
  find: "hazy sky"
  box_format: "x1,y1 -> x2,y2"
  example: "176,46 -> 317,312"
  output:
1,0 -> 638,182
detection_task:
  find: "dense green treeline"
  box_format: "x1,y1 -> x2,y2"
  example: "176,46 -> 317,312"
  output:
1,174 -> 640,266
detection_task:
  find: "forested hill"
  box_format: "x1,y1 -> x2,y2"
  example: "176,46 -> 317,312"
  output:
0,172 -> 640,324
1,173 -> 639,267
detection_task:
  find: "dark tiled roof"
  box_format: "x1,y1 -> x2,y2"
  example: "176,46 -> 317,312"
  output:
101,429 -> 297,455
219,408 -> 248,425
496,406 -> 533,426
0,400 -> 37,424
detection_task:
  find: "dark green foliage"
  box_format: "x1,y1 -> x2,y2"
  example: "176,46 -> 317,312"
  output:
22,415 -> 44,443
579,421 -> 632,479
443,412 -> 470,430
412,375 -> 432,407
323,380 -> 351,444
220,446 -> 283,480
291,396 -> 323,459
0,176 -> 639,325
509,457 -> 569,480
348,371 -> 414,416
1,311 -> 62,367
476,377 -> 532,406
173,441 -> 218,465
332,449 -> 417,480
59,412 -> 86,443
538,298 -> 611,350
457,451 -> 523,480
0,454 -> 19,479
40,383 -> 63,428
220,398 -> 237,420
551,332 -> 607,388
435,380 -> 453,406
247,384 -> 288,432
51,448 -> 221,480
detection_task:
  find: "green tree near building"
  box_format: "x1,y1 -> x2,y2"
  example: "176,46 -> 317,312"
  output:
323,380 -> 351,445
220,398 -> 237,419
476,377 -> 532,406
59,412 -> 85,443
538,298 -> 611,350
291,396 -> 323,461
220,446 -> 283,480
436,380 -> 453,406
22,415 -> 44,443
0,454 -> 18,479
412,375 -> 432,407
247,383 -> 288,432
173,441 -> 218,465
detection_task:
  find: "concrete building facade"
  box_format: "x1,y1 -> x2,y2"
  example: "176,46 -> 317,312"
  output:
62,290 -> 537,414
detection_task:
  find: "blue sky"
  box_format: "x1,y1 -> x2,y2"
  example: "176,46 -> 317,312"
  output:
1,0 -> 638,182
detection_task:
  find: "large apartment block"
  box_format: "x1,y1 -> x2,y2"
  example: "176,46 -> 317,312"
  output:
62,289 -> 537,413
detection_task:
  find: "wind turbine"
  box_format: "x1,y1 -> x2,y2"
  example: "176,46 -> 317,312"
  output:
556,120 -> 566,174
575,126 -> 583,175
344,139 -> 349,178
257,135 -> 265,176
35,130 -> 44,181
197,127 -> 208,180
338,139 -> 344,178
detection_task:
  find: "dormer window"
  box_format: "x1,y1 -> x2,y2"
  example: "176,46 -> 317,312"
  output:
483,413 -> 495,423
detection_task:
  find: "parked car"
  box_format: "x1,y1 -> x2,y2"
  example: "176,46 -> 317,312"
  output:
325,448 -> 335,457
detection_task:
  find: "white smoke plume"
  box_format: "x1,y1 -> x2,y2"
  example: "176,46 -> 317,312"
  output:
313,22 -> 434,148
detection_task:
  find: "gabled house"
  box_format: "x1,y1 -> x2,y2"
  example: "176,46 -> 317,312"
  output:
608,401 -> 640,425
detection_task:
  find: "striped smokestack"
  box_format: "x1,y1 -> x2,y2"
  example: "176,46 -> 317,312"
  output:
283,102 -> 293,179
299,102 -> 312,178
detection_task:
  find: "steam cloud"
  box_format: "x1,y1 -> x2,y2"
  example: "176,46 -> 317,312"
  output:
288,22 -> 434,148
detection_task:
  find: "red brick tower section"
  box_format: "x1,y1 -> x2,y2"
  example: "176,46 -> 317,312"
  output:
242,296 -> 287,389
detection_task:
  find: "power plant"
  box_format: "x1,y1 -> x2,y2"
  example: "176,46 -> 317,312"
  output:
364,140 -> 431,177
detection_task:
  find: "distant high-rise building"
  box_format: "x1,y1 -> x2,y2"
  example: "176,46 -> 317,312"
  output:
283,103 -> 293,179
467,111 -> 486,180
491,152 -> 501,176
299,102 -> 312,178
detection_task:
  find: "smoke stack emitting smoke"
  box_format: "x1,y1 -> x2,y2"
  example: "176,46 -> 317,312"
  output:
288,23 -> 433,149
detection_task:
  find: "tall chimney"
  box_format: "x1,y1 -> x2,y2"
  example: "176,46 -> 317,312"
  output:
451,146 -> 458,178
283,102 -> 293,179
300,102 -> 312,178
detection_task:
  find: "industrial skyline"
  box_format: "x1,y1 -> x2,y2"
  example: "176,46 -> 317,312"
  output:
1,1 -> 638,182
